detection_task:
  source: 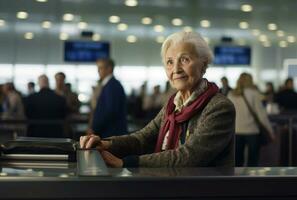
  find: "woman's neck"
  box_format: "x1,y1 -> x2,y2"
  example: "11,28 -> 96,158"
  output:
179,79 -> 203,102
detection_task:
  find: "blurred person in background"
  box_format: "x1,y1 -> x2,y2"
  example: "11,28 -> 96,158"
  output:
27,81 -> 35,95
55,72 -> 80,114
1,82 -> 25,120
25,75 -> 67,138
219,76 -> 232,96
88,58 -> 127,137
228,73 -> 274,166
275,77 -> 297,113
0,84 -> 4,114
263,82 -> 275,105
80,31 -> 235,168
65,83 -> 80,114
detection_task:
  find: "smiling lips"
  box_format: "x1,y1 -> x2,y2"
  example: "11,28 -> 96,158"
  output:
173,75 -> 188,80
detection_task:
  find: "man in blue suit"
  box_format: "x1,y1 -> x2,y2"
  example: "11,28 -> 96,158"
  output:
90,58 -> 127,138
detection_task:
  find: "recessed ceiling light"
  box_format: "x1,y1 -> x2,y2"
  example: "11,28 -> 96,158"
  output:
36,0 -> 47,2
279,41 -> 288,48
241,4 -> 253,12
276,30 -> 285,37
59,33 -> 68,40
154,25 -> 164,32
117,23 -> 128,31
41,21 -> 51,29
262,41 -> 271,47
141,17 -> 152,25
17,11 -> 28,19
109,16 -> 120,23
78,22 -> 88,29
24,32 -> 34,40
172,18 -> 183,26
268,23 -> 277,31
251,29 -> 260,36
63,13 -> 74,21
92,34 -> 101,41
259,34 -> 268,42
156,36 -> 165,43
238,39 -> 246,46
183,26 -> 193,32
200,20 -> 210,28
125,0 -> 138,7
239,21 -> 249,29
127,35 -> 137,43
0,19 -> 5,26
287,35 -> 296,43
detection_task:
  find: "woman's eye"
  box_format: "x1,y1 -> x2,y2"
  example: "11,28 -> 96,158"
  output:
166,60 -> 173,66
180,56 -> 190,64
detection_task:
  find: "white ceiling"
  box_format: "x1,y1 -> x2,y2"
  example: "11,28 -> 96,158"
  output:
0,0 -> 296,45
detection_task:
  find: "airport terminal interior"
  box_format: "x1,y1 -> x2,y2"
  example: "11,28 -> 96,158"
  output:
1,0 -> 297,199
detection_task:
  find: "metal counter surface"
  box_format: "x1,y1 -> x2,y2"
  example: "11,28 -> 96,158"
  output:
1,157 -> 297,199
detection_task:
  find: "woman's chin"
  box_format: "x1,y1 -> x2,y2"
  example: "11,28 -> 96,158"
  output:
172,84 -> 188,92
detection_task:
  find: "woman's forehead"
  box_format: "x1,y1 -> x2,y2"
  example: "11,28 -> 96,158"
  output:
166,42 -> 197,57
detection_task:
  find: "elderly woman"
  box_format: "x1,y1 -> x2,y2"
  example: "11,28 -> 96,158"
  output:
80,31 -> 235,167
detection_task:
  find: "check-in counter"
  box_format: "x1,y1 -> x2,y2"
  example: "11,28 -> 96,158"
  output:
1,160 -> 297,199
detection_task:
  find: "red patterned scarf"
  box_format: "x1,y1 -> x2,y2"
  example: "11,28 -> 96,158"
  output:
154,81 -> 219,152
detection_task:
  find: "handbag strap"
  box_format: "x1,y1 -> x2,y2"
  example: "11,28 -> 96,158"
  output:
241,93 -> 262,127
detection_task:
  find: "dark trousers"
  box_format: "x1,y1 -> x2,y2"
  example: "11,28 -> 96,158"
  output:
235,134 -> 260,167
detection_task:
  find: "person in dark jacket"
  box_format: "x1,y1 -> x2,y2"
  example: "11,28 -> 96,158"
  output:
25,74 -> 67,138
90,58 -> 127,138
275,77 -> 297,112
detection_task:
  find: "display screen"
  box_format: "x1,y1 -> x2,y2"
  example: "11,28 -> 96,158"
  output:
213,46 -> 251,65
64,41 -> 110,62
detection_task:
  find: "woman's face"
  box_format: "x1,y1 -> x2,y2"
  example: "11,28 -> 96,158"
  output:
164,42 -> 205,93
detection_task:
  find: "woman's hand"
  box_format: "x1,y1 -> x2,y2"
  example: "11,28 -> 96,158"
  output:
101,151 -> 123,168
79,134 -> 111,150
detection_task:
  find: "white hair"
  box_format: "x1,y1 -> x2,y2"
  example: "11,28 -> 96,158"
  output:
161,31 -> 213,68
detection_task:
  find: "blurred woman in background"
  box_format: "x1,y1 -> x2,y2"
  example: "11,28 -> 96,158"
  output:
228,73 -> 274,166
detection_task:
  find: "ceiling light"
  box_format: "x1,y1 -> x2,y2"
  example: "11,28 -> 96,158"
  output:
36,0 -> 47,2
172,18 -> 183,26
117,23 -> 128,31
287,35 -> 296,43
109,16 -> 120,23
251,29 -> 260,36
279,41 -> 288,48
78,22 -> 88,29
156,36 -> 165,43
125,0 -> 138,7
59,33 -> 68,40
259,34 -> 268,42
141,17 -> 152,25
200,20 -> 210,28
262,41 -> 271,47
24,32 -> 34,40
267,23 -> 277,31
17,11 -> 28,19
92,34 -> 101,41
41,21 -> 51,29
238,39 -> 246,46
183,26 -> 193,32
154,25 -> 164,32
239,21 -> 249,29
276,30 -> 285,37
126,35 -> 137,43
63,13 -> 74,21
241,4 -> 253,12
0,19 -> 5,26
